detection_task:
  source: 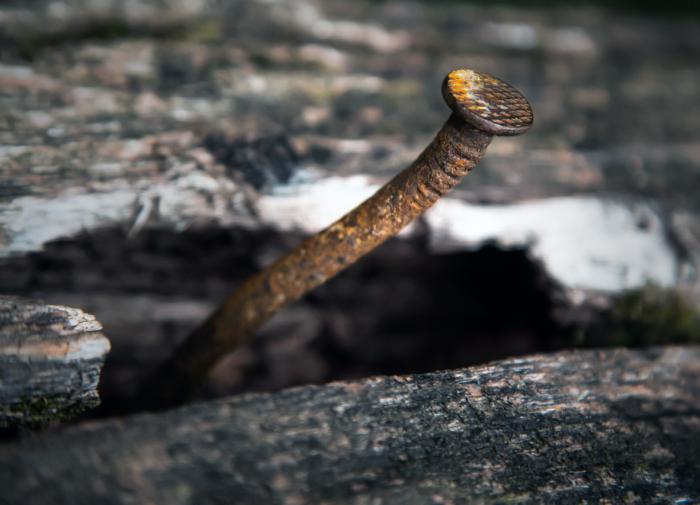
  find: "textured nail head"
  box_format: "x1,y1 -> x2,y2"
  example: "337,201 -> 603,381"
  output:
442,69 -> 533,136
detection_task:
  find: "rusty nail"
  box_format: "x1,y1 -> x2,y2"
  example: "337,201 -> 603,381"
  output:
148,69 -> 534,406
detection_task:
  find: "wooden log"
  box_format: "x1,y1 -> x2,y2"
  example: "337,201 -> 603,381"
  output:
1,346 -> 698,503
0,295 -> 110,427
1,0 -> 699,301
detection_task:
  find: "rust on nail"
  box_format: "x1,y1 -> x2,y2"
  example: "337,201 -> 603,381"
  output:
148,69 -> 534,406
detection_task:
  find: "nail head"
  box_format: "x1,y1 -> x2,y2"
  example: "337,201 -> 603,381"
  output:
442,69 -> 533,136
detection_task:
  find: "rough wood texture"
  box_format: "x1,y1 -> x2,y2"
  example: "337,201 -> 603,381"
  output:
1,347 -> 698,504
1,0 -> 699,299
0,295 -> 110,427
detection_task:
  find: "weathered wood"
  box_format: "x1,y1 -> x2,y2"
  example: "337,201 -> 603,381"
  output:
2,0 -> 700,403
0,295 -> 110,427
1,347 -> 698,504
1,0 -> 699,300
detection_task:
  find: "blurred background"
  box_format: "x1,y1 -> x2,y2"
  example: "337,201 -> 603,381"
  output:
0,0 -> 699,416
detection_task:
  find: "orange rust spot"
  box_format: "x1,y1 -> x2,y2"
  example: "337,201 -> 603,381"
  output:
444,69 -> 533,134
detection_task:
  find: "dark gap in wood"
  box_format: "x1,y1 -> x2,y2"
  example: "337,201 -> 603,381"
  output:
0,225 -> 570,419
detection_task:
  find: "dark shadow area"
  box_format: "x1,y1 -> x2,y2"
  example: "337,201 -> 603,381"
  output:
0,226 -> 568,418
389,0 -> 700,19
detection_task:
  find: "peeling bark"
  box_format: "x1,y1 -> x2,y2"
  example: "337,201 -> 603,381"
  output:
1,347 -> 698,503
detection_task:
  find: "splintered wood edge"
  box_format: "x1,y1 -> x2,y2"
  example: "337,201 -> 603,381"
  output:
0,295 -> 110,362
0,295 -> 111,427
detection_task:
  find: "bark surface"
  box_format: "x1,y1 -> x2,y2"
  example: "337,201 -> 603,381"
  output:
1,347 -> 698,504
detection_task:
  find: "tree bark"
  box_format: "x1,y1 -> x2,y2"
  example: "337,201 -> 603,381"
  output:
1,346 -> 698,504
0,295 -> 110,427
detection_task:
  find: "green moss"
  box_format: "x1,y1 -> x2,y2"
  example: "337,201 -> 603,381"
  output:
1,394 -> 99,429
179,20 -> 224,44
605,284 -> 700,347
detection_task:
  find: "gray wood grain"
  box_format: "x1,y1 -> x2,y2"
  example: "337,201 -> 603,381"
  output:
0,295 -> 110,427
1,0 -> 699,302
1,346 -> 698,504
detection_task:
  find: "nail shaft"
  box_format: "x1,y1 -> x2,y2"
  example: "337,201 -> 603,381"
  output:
147,69 -> 533,406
